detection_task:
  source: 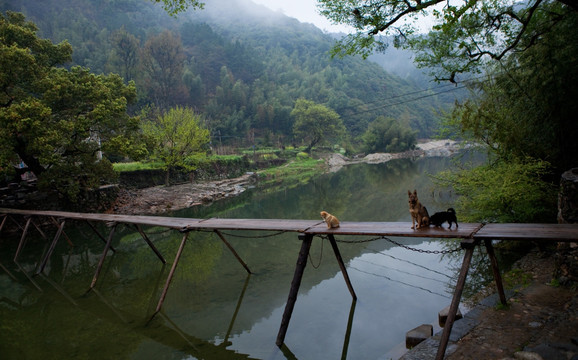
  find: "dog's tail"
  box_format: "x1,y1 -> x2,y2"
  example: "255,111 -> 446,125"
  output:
447,208 -> 456,214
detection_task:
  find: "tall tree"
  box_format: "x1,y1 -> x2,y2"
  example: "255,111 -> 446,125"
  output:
0,11 -> 143,200
434,9 -> 578,223
108,26 -> 140,83
142,106 -> 210,185
291,99 -> 345,153
141,30 -> 188,108
446,9 -> 578,175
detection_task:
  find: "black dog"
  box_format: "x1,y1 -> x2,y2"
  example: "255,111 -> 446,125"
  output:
429,208 -> 459,229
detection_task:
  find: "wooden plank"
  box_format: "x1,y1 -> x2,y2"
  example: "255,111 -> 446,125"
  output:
474,223 -> 578,242
185,218 -> 322,233
304,222 -> 482,238
0,208 -> 200,230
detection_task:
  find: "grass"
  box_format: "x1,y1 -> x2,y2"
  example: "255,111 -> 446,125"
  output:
112,161 -> 164,172
257,157 -> 326,190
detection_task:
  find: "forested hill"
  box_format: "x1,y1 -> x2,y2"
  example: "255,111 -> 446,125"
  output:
0,0 -> 462,143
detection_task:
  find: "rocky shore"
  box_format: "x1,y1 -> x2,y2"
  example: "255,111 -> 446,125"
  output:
111,172 -> 257,215
400,249 -> 578,360
327,139 -> 464,172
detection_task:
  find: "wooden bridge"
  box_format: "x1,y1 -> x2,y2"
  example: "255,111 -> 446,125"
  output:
1,207 -> 577,360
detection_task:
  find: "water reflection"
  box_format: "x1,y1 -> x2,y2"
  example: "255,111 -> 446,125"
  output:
0,156 -> 478,359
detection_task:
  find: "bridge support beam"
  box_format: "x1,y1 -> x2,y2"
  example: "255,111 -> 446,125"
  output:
436,238 -> 477,360
89,222 -> 118,291
328,234 -> 357,300
276,233 -> 313,346
153,232 -> 189,316
214,229 -> 251,274
484,239 -> 507,306
276,233 -> 357,346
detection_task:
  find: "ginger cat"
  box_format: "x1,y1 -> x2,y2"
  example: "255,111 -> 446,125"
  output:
320,211 -> 340,229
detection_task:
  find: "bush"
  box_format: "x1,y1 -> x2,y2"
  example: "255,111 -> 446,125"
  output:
297,152 -> 310,160
435,157 -> 557,223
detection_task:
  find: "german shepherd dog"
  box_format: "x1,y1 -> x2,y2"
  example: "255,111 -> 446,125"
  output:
408,190 -> 429,229
429,208 -> 459,229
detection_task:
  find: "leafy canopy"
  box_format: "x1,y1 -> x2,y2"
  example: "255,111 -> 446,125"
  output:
142,106 -> 210,184
291,99 -> 346,153
318,0 -> 577,80
362,116 -> 416,153
435,158 -> 556,223
434,9 -> 578,223
152,0 -> 204,15
0,11 -> 143,200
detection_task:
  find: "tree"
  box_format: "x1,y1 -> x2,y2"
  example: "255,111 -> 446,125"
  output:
433,10 -> 578,223
362,116 -> 416,153
0,12 -> 143,200
153,0 -> 204,15
142,106 -> 210,185
435,158 -> 557,223
291,99 -> 345,153
318,0 -> 577,80
108,26 -> 140,83
445,10 -> 578,176
140,30 -> 188,108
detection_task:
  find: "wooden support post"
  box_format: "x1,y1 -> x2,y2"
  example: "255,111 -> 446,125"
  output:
153,232 -> 189,316
484,239 -> 507,305
214,229 -> 251,274
37,273 -> 77,305
276,233 -> 313,346
341,299 -> 357,360
436,238 -> 478,360
224,274 -> 251,345
0,260 -> 17,280
134,224 -> 166,264
37,219 -> 66,275
85,220 -> 116,253
13,217 -> 32,262
50,217 -> 73,247
327,234 -> 357,300
0,214 -> 7,236
89,222 -> 117,290
30,217 -> 48,240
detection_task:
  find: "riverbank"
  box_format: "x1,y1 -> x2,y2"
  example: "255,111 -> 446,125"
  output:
400,248 -> 578,360
111,171 -> 258,215
111,139 -> 465,215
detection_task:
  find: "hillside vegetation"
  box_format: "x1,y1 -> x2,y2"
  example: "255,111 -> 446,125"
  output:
1,0 -> 460,144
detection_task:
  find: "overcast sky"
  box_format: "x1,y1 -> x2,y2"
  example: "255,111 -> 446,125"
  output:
250,0 -> 436,34
251,0 -> 353,33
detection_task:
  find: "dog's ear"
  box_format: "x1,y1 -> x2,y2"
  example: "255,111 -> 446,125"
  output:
413,189 -> 417,196
408,190 -> 411,196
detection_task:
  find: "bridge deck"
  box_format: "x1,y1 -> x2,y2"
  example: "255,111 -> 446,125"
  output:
2,208 -> 576,241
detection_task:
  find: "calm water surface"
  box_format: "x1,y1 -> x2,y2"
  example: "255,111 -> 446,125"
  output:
0,156 -> 474,360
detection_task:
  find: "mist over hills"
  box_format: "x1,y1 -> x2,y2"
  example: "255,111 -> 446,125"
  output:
1,0 -> 465,143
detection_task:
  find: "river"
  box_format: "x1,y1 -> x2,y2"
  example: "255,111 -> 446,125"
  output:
0,155 -> 480,360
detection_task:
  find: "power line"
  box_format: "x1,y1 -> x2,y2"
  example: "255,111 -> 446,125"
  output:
339,74 -> 491,117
